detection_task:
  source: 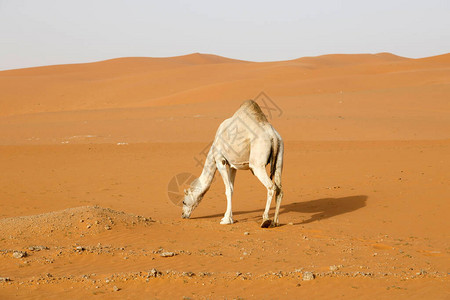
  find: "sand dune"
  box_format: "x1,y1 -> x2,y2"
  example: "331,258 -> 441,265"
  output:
0,52 -> 447,116
0,53 -> 449,298
0,52 -> 449,145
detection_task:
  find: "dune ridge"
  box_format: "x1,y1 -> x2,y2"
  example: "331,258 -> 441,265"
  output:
292,52 -> 409,67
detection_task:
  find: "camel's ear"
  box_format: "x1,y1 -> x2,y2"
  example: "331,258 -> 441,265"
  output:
184,189 -> 188,195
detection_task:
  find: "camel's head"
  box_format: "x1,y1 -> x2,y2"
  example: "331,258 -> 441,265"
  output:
181,181 -> 204,219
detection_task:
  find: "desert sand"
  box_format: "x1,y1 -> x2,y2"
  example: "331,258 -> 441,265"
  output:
0,52 -> 449,299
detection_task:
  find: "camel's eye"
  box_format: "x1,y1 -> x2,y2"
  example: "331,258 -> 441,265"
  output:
182,201 -> 186,205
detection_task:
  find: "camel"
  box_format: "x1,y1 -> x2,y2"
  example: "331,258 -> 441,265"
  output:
182,100 -> 284,228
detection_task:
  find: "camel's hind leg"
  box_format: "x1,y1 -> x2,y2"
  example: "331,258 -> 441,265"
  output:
216,160 -> 236,224
272,135 -> 284,226
273,188 -> 283,226
252,166 -> 276,228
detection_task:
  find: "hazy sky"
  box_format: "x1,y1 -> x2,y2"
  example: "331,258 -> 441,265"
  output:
0,0 -> 449,70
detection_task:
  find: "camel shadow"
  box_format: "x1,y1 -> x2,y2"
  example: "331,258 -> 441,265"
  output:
193,195 -> 368,225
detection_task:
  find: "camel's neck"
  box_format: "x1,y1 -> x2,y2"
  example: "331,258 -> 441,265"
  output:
196,146 -> 217,194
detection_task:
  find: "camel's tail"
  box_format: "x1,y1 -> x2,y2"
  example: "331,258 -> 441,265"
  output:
270,135 -> 283,189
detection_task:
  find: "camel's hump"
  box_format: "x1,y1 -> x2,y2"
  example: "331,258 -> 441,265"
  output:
236,100 -> 269,123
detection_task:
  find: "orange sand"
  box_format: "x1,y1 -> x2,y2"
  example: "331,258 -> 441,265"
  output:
0,53 -> 449,299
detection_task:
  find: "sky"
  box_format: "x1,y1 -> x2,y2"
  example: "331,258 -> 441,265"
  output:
0,0 -> 449,70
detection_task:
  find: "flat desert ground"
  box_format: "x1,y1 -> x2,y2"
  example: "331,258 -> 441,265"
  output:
0,53 -> 449,299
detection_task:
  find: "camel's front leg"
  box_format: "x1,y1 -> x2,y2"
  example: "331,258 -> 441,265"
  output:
252,166 -> 276,228
216,161 -> 236,224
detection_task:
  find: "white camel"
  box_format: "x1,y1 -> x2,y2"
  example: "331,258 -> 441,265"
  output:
182,100 -> 284,228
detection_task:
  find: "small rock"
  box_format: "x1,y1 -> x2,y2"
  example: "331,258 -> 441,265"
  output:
182,271 -> 195,277
76,246 -> 85,251
302,271 -> 315,281
104,225 -> 111,230
80,219 -> 84,223
160,251 -> 176,257
12,251 -> 27,259
417,270 -> 427,276
113,285 -> 120,292
288,222 -> 294,225
28,245 -> 49,251
244,232 -> 250,235
149,268 -> 162,277
329,265 -> 339,272
0,277 -> 11,282
86,224 -> 92,229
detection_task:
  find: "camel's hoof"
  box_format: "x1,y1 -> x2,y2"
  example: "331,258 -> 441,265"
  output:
260,219 -> 272,228
220,217 -> 233,225
270,222 -> 279,228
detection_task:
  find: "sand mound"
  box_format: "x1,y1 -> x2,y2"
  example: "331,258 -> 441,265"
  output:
0,206 -> 153,239
293,52 -> 408,67
415,52 -> 450,63
168,52 -> 247,65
